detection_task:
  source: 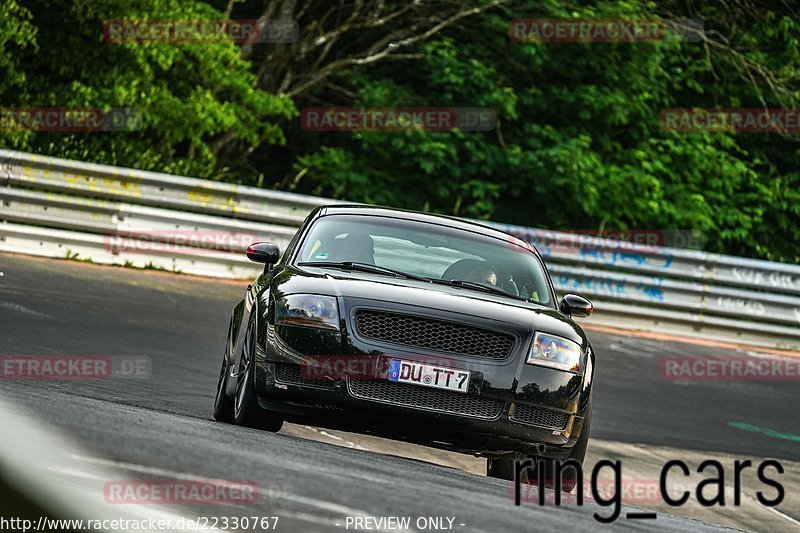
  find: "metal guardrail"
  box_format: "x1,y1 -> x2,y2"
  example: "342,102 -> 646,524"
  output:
2,149 -> 799,349
489,223 -> 800,295
1,149 -> 334,225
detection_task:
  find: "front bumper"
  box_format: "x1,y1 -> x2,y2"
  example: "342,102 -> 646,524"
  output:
257,361 -> 587,458
253,298 -> 593,457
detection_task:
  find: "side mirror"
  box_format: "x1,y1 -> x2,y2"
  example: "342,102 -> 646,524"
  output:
559,294 -> 593,318
246,242 -> 281,266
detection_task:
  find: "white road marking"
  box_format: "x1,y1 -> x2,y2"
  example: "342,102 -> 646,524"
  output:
303,425 -> 371,451
765,506 -> 800,527
71,455 -> 253,485
0,301 -> 50,318
0,399 -> 224,532
72,454 -> 409,531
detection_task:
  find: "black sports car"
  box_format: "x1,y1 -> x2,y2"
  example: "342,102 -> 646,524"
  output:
213,205 -> 595,488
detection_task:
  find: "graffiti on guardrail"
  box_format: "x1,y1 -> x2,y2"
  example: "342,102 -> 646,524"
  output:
553,274 -> 665,302
579,247 -> 673,270
186,188 -> 239,211
714,296 -> 766,317
87,177 -> 142,198
641,281 -> 666,302
538,241 -> 672,269
500,225 -> 684,270
731,267 -> 799,291
554,275 -> 628,298
504,226 -> 702,249
9,168 -> 145,199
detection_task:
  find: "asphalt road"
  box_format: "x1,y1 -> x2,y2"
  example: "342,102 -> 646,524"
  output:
0,252 -> 797,531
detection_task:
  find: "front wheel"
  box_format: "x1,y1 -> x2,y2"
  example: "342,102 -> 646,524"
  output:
487,451 -> 523,481
233,318 -> 283,432
212,322 -> 234,422
487,404 -> 592,493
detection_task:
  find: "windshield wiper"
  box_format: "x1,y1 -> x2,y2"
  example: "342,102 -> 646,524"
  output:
297,261 -> 432,283
298,262 -> 527,301
432,278 -> 528,301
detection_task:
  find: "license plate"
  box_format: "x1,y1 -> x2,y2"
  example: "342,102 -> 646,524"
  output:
388,359 -> 470,393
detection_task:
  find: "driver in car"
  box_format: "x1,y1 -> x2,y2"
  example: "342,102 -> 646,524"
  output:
330,233 -> 376,264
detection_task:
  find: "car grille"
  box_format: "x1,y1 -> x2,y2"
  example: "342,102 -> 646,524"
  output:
510,404 -> 569,430
275,364 -> 335,390
354,310 -> 515,360
347,379 -> 504,420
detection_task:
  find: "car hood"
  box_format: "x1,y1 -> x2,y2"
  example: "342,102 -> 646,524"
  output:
273,265 -> 587,345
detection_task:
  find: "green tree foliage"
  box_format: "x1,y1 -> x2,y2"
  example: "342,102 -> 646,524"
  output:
281,0 -> 799,262
0,0 -> 295,178
1,0 -> 797,262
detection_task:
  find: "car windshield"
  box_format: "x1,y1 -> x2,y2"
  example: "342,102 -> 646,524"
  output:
294,214 -> 553,306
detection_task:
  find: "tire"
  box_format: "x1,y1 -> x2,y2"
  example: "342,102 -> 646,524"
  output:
212,321 -> 235,422
567,403 -> 592,463
233,317 -> 283,432
212,356 -> 235,422
487,454 -> 581,493
557,404 -> 592,492
487,454 -> 516,480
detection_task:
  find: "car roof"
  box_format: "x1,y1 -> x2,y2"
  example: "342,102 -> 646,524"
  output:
317,204 -> 538,255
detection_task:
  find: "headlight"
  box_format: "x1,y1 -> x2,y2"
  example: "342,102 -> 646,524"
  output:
527,332 -> 584,373
276,295 -> 339,330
